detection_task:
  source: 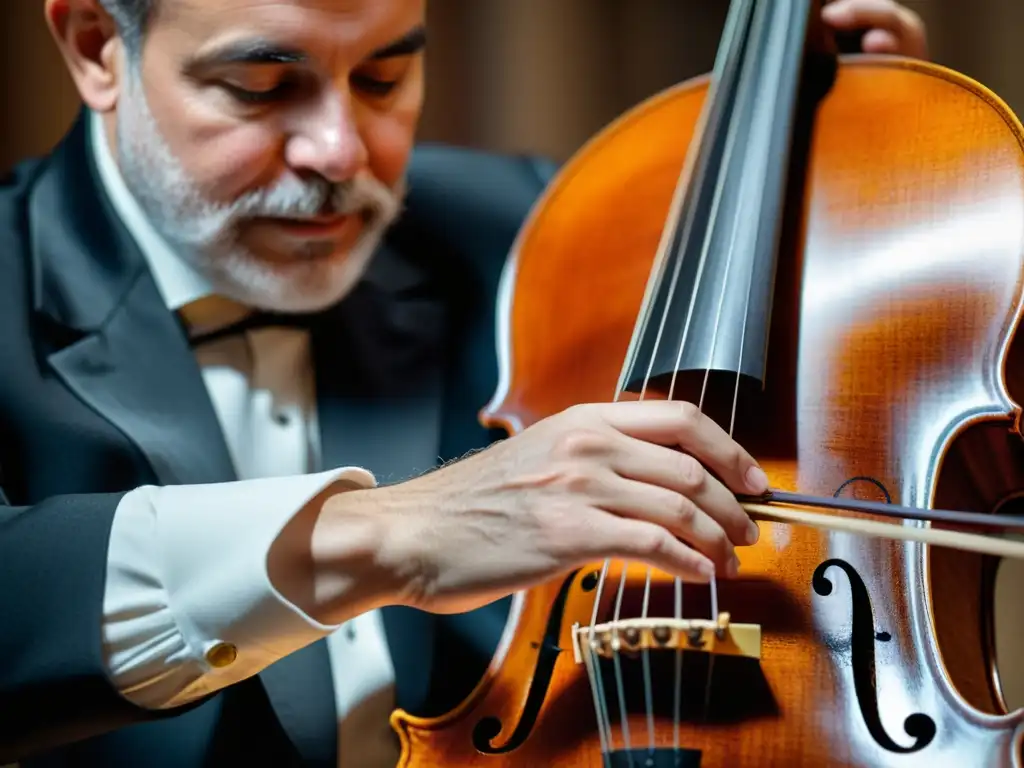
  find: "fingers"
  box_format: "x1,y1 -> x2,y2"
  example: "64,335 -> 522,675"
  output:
582,510 -> 718,583
860,28 -> 902,55
606,438 -> 758,550
595,400 -> 768,497
541,401 -> 763,579
599,477 -> 741,575
821,0 -> 907,30
821,0 -> 928,59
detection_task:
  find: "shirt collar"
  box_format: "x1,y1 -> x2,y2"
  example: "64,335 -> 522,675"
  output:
88,109 -> 214,313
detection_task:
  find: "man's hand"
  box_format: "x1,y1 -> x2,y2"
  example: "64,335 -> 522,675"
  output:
822,0 -> 929,60
323,400 -> 769,616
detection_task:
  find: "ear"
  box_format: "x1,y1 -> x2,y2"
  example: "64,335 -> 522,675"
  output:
44,0 -> 127,112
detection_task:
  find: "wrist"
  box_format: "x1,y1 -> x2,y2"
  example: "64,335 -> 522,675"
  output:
267,481 -> 395,625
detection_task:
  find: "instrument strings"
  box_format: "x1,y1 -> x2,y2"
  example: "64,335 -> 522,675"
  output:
581,107 -> 724,766
580,0 -> 782,762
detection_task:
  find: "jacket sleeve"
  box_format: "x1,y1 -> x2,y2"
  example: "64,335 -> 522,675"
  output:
0,466 -> 375,762
0,485 -> 152,761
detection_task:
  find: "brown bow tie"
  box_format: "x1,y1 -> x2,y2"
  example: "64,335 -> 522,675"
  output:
178,295 -> 312,346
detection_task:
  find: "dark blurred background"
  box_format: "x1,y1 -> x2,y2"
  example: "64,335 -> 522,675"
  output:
3,1 -> 1024,171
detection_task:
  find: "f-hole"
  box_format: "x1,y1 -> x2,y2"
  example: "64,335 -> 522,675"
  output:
813,558 -> 936,753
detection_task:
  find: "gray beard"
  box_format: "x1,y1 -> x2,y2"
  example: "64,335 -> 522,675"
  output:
113,73 -> 405,313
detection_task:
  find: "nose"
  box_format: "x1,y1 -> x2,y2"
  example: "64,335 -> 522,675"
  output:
284,89 -> 368,183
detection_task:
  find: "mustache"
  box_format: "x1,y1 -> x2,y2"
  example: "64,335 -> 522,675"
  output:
227,173 -> 403,221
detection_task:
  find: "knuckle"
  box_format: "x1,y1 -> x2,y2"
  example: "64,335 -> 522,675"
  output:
559,467 -> 597,496
677,400 -> 701,429
626,524 -> 675,561
552,428 -> 609,461
675,495 -> 696,527
677,454 -> 706,490
711,528 -> 732,556
635,527 -> 672,559
563,402 -> 599,425
561,402 -> 588,420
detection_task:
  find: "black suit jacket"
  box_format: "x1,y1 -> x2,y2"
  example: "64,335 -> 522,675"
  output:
0,113 -> 558,766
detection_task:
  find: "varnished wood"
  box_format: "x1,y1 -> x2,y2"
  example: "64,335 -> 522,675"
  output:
392,57 -> 1024,767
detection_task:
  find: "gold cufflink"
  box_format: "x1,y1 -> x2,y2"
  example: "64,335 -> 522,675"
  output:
205,642 -> 238,669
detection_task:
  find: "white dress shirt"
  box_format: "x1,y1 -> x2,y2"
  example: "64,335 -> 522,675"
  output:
89,111 -> 401,766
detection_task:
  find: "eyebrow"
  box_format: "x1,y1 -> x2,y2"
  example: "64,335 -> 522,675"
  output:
369,26 -> 426,60
190,25 -> 427,69
195,40 -> 307,67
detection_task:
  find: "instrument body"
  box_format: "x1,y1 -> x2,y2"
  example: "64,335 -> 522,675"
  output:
392,22 -> 1024,768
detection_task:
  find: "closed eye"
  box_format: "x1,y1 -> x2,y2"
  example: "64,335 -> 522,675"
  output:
221,80 -> 297,104
352,74 -> 399,97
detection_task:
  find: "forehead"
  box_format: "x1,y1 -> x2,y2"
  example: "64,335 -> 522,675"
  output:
157,0 -> 426,61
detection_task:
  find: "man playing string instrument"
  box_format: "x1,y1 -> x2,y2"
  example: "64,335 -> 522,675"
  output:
0,0 -> 927,764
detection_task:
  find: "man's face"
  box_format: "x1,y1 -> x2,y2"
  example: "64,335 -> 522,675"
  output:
112,0 -> 425,312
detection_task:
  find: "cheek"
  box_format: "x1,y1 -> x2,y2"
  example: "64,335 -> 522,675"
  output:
363,111 -> 417,189
176,124 -> 285,202
138,49 -> 283,203
361,75 -> 422,188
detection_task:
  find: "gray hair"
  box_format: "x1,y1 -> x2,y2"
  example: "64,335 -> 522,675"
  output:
99,0 -> 154,54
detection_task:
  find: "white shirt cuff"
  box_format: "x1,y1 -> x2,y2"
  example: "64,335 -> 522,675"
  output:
101,467 -> 376,709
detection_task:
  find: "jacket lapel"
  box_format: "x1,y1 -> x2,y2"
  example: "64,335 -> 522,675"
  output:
29,115 -> 337,764
30,115 -> 237,488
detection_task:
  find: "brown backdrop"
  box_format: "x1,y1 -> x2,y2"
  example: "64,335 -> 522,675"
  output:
4,1 -> 1024,170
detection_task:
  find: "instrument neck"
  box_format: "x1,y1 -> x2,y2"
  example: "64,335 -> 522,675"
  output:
619,0 -> 834,405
